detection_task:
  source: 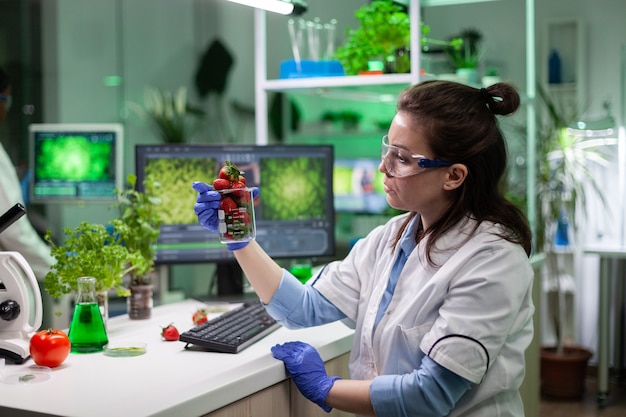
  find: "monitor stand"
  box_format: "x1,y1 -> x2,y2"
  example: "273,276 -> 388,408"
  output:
216,262 -> 244,296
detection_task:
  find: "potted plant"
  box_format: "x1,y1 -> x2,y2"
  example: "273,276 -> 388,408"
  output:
445,27 -> 485,84
128,86 -> 205,143
112,174 -> 163,320
535,84 -> 617,399
44,222 -> 133,326
335,0 -> 460,75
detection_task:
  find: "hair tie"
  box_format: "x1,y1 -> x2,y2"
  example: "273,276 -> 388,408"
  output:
480,88 -> 491,104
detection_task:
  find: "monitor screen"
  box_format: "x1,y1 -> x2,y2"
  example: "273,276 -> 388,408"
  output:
135,144 -> 335,267
333,158 -> 388,214
29,123 -> 123,203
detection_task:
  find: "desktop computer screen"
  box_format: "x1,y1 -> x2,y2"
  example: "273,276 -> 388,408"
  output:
28,123 -> 123,203
135,144 -> 335,289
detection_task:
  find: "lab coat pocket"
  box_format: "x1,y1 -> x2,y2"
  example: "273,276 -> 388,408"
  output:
395,322 -> 433,373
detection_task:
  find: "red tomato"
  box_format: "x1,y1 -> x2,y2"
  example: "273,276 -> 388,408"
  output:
29,328 -> 71,368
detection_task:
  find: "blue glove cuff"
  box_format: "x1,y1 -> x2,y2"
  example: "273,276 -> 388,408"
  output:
227,241 -> 250,251
316,376 -> 341,412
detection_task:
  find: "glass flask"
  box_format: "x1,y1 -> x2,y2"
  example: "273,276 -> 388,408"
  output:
68,276 -> 109,353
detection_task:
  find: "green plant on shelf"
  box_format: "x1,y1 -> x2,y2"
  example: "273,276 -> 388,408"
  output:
335,0 -> 461,75
445,27 -> 485,70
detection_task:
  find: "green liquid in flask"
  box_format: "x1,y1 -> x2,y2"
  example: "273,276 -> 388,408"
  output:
68,302 -> 108,353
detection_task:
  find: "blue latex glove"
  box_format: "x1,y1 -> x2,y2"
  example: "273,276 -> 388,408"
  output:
192,181 -> 221,232
192,181 -> 259,251
271,341 -> 341,412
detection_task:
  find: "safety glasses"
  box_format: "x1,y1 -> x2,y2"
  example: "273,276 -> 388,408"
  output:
381,135 -> 454,178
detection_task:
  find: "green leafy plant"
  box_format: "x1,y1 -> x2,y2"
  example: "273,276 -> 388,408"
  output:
485,66 -> 500,77
128,86 -> 205,143
534,84 -> 617,355
335,0 -> 409,75
44,222 -> 132,299
335,0 -> 459,75
445,27 -> 485,69
112,174 -> 163,286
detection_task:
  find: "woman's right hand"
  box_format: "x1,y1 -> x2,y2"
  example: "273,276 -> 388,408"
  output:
192,181 -> 221,233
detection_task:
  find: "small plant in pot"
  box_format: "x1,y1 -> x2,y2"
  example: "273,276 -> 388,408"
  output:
44,222 -> 133,327
535,84 -> 617,399
112,174 -> 163,320
445,27 -> 485,84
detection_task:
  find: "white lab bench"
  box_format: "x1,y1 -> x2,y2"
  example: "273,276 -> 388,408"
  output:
0,299 -> 354,417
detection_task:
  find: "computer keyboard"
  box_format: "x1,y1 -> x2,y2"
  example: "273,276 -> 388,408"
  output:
179,301 -> 281,353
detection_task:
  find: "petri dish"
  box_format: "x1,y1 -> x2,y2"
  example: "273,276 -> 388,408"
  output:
103,341 -> 147,357
0,365 -> 52,384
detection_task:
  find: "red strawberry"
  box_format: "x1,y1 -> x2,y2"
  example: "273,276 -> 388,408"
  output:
231,180 -> 247,200
220,196 -> 238,214
192,309 -> 208,325
161,324 -> 179,341
213,178 -> 231,190
218,161 -> 241,182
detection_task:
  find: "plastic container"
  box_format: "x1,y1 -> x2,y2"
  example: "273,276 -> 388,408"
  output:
279,59 -> 344,79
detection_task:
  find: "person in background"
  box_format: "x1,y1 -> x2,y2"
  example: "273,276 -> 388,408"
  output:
193,80 -> 534,417
0,66 -> 54,281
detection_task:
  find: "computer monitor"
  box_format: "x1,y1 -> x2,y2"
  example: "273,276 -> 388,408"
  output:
333,158 -> 388,214
28,123 -> 123,203
135,144 -> 335,295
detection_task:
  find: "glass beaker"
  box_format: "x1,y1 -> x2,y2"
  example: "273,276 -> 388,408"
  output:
217,188 -> 256,244
68,277 -> 109,353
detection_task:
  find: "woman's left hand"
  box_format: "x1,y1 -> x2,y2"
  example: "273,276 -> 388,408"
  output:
271,341 -> 341,412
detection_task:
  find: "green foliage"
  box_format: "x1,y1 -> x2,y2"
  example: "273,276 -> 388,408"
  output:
534,83 -> 617,354
112,174 -> 163,285
485,66 -> 500,77
335,0 -> 410,75
44,222 -> 132,299
335,1 -> 461,75
37,136 -> 111,181
143,157 -> 216,224
129,86 -> 205,143
445,27 -> 484,69
260,157 -> 327,221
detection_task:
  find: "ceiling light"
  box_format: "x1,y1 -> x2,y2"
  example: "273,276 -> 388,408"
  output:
225,0 -> 307,16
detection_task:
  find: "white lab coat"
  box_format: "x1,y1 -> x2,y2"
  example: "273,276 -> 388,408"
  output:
314,213 -> 534,417
0,143 -> 54,281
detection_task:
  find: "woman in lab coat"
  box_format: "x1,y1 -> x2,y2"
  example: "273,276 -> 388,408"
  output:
0,67 -> 54,281
193,80 -> 533,417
